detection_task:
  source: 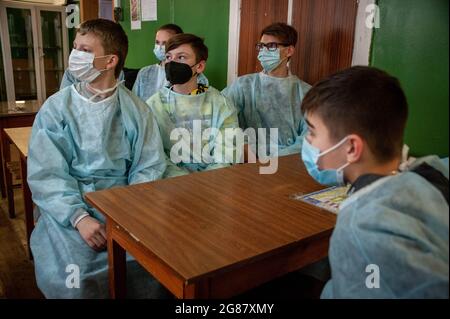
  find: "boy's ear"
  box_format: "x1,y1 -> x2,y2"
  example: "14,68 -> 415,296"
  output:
106,54 -> 119,71
286,45 -> 295,58
195,60 -> 206,74
346,134 -> 364,164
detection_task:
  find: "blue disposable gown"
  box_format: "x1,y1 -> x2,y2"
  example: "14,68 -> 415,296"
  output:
222,72 -> 311,156
28,84 -> 168,298
321,156 -> 449,298
132,64 -> 166,102
146,83 -> 239,178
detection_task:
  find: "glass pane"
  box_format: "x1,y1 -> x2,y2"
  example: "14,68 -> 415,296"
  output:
7,8 -> 37,101
0,36 -> 7,101
41,10 -> 64,98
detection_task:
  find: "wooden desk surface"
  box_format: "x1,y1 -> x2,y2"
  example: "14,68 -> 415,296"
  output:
4,127 -> 32,157
86,155 -> 337,284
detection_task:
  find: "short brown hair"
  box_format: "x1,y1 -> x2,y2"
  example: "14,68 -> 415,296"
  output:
157,24 -> 183,35
77,19 -> 128,78
301,66 -> 408,163
261,22 -> 298,47
165,33 -> 208,63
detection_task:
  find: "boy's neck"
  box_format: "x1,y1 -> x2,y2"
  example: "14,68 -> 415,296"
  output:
173,76 -> 198,95
346,157 -> 402,185
89,70 -> 117,92
268,60 -> 289,78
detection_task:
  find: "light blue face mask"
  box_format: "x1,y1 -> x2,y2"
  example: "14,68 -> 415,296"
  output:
153,44 -> 166,61
257,48 -> 284,72
301,136 -> 350,186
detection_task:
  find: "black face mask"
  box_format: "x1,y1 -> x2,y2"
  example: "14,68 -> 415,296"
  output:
165,61 -> 198,85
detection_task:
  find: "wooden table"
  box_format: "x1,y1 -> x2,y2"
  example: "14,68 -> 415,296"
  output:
3,127 -> 33,258
86,155 -> 337,299
0,101 -> 39,201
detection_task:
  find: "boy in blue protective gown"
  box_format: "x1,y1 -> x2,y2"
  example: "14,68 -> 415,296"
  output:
300,66 -> 448,298
28,19 -> 169,299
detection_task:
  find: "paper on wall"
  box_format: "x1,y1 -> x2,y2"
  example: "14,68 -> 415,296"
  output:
130,0 -> 141,30
141,0 -> 157,21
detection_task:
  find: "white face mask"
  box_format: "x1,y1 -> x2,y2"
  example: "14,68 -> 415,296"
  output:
68,49 -> 111,83
153,44 -> 166,61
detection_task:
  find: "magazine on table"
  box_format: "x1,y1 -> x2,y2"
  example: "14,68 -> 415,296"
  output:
292,185 -> 350,214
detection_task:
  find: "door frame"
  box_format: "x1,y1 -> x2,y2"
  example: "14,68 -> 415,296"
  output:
226,0 -> 374,85
226,0 -> 241,85
351,0 -> 376,66
34,4 -> 69,100
0,6 -> 15,102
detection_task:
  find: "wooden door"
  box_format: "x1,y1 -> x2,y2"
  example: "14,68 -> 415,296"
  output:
80,0 -> 99,23
238,0 -> 289,76
237,0 -> 358,85
290,0 -> 358,84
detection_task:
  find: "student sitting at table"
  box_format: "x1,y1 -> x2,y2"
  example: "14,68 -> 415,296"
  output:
300,66 -> 449,298
132,24 -> 183,102
28,19 -> 169,299
222,22 -> 311,156
146,33 -> 239,178
133,23 -> 195,102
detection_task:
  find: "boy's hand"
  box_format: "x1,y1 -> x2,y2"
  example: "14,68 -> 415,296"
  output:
76,216 -> 107,251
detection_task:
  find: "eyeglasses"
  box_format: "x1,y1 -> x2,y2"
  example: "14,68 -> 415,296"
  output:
255,42 -> 289,51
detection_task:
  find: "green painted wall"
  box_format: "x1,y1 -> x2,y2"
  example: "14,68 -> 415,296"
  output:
119,0 -> 230,90
370,0 -> 449,157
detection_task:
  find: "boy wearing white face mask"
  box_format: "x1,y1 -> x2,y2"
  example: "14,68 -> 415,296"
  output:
301,66 -> 448,298
60,63 -> 125,90
132,24 -> 184,102
60,42 -> 124,89
27,19 -> 169,298
222,22 -> 311,157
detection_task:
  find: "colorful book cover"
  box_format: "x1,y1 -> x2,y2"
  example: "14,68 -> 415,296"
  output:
292,186 -> 350,214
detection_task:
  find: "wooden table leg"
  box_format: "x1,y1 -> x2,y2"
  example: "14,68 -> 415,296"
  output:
19,154 -> 33,259
184,280 -> 210,299
0,127 -> 6,199
107,219 -> 127,299
2,130 -> 15,218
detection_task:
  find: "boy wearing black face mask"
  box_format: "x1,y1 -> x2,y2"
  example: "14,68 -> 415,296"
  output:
146,34 -> 239,178
132,23 -> 184,102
